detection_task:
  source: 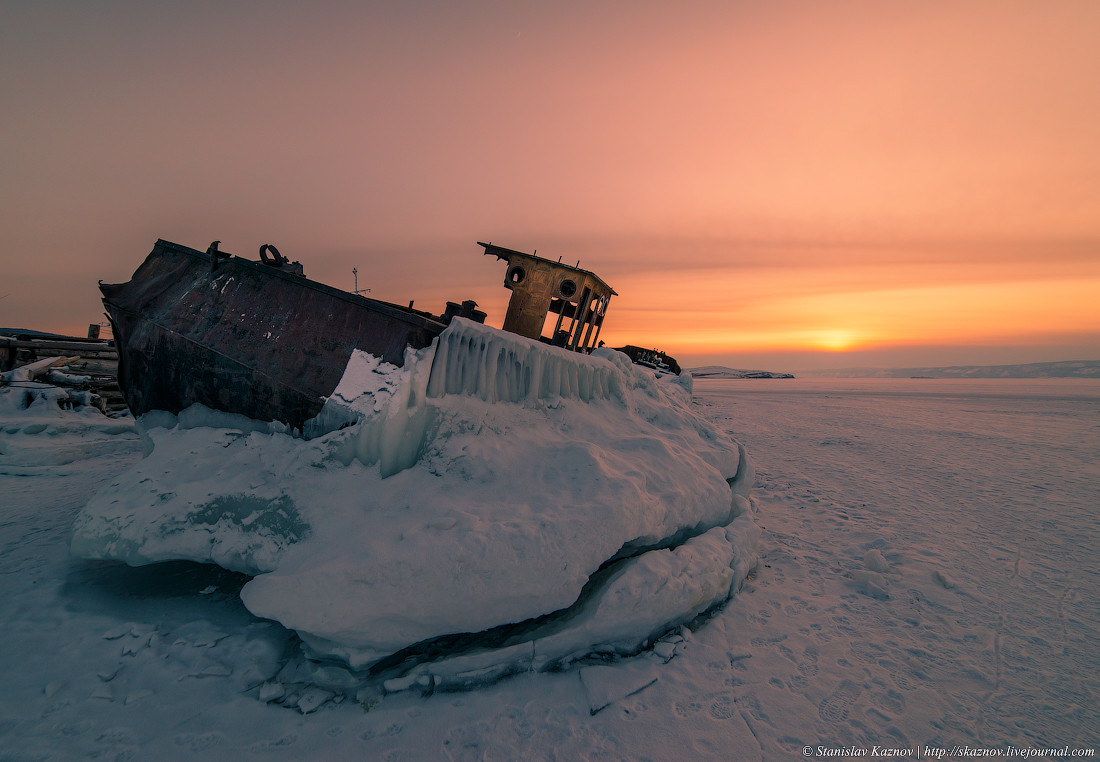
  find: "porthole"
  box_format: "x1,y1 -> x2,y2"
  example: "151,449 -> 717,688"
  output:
507,266 -> 526,285
559,279 -> 577,298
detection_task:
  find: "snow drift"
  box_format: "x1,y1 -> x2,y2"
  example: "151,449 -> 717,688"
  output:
0,381 -> 138,469
71,319 -> 758,685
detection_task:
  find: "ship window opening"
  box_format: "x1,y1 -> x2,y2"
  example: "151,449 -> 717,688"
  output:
559,279 -> 577,298
507,266 -> 526,285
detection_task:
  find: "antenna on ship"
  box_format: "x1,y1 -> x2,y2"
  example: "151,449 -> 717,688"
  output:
352,268 -> 371,295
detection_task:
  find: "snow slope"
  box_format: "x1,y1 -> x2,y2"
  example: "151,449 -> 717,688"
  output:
1,373 -> 1096,759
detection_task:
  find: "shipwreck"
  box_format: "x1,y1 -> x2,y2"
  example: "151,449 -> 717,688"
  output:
102,239 -> 679,429
74,237 -> 761,693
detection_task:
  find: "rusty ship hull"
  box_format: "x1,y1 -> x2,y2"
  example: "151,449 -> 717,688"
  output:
101,239 -> 451,430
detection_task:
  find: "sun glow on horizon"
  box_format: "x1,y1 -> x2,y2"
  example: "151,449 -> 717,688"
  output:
812,329 -> 862,352
604,269 -> 1100,359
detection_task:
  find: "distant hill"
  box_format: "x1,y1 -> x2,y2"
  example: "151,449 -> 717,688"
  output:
797,360 -> 1100,379
0,327 -> 78,339
688,366 -> 795,379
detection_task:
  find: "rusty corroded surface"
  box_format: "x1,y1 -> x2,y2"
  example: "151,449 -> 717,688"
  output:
102,239 -> 449,429
481,242 -> 615,351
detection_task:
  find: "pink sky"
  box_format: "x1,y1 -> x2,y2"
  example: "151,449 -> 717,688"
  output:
2,1 -> 1097,370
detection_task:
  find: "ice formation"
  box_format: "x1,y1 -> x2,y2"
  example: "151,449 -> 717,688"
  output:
71,319 -> 758,686
0,382 -> 138,468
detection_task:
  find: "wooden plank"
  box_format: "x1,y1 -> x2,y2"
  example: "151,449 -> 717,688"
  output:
0,336 -> 117,355
3,355 -> 80,383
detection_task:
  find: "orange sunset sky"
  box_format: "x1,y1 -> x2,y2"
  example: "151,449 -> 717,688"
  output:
2,1 -> 1098,370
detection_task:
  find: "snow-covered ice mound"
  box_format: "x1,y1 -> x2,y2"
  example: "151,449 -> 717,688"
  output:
71,319 -> 758,687
0,383 -> 138,470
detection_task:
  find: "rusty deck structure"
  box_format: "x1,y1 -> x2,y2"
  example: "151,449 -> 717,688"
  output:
481,242 -> 616,352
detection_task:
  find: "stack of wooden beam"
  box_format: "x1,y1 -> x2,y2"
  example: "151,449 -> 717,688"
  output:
0,330 -> 126,416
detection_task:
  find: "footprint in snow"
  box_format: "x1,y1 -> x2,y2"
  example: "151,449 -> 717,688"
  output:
705,660 -> 729,675
673,698 -> 704,717
173,731 -> 222,751
784,599 -> 810,615
749,634 -> 787,647
878,660 -> 918,691
442,722 -> 493,762
875,688 -> 906,715
798,646 -> 819,677
818,679 -> 862,723
246,734 -> 297,752
709,693 -> 737,720
95,728 -> 132,745
848,639 -> 886,664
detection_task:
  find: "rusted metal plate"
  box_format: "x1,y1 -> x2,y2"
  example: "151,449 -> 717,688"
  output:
102,240 -> 448,430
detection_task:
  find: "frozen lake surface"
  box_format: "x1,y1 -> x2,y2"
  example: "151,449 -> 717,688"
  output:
1,377 -> 1097,759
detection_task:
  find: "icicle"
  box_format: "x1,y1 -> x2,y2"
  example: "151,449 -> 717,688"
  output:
424,319 -> 625,406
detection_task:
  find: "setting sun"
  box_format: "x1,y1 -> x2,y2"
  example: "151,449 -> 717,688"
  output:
812,330 -> 862,352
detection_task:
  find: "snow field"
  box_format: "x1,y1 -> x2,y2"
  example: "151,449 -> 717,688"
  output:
694,379 -> 1099,755
1,366 -> 1096,759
